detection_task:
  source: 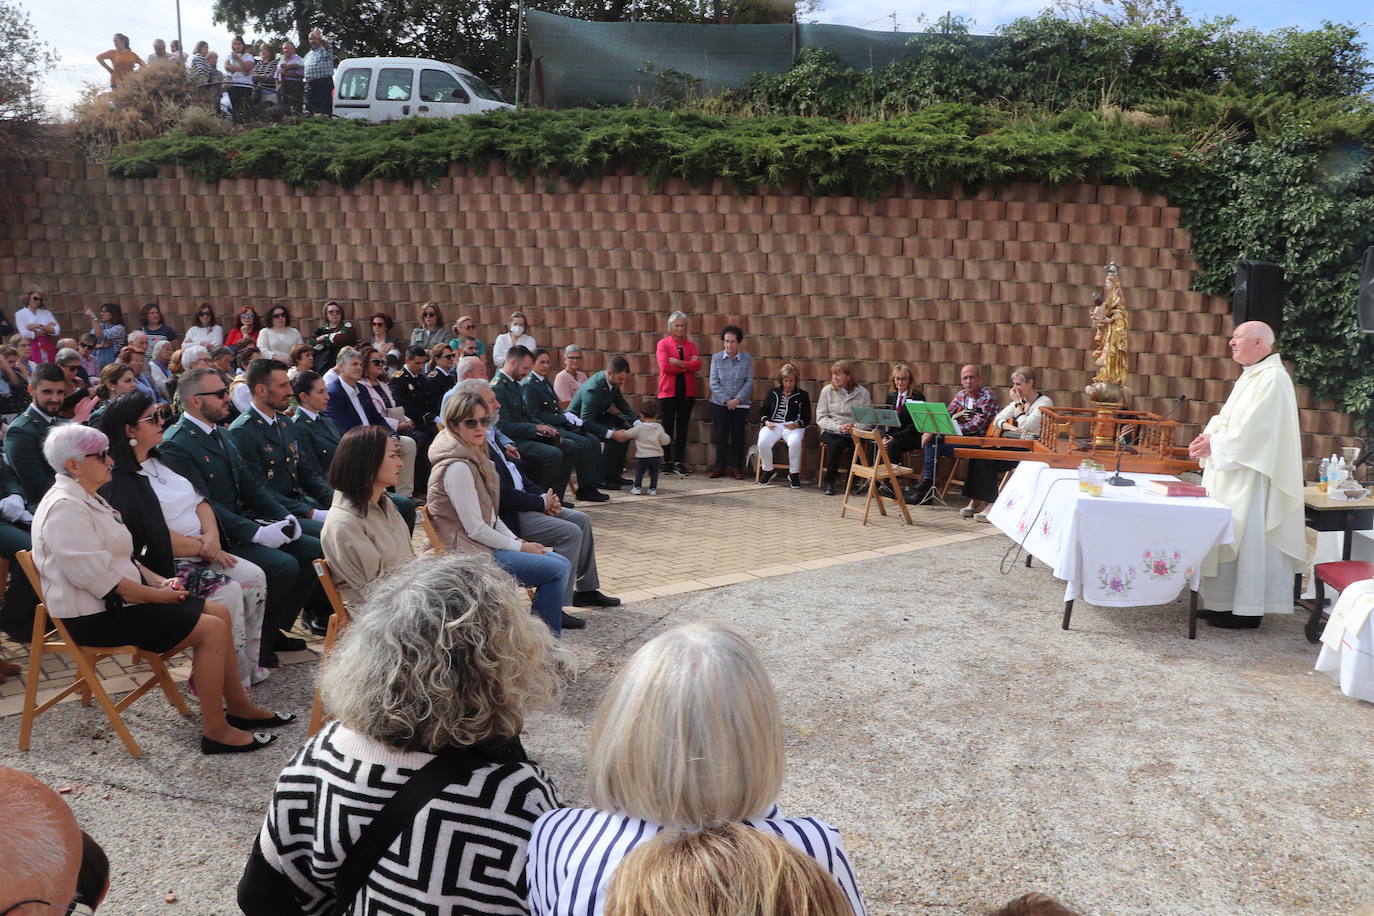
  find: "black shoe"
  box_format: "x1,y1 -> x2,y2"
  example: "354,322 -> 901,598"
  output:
303,612 -> 330,637
878,482 -> 896,499
1202,610 -> 1262,629
851,481 -> 868,496
573,589 -> 621,608
226,710 -> 297,730
672,462 -> 691,477
611,477 -> 633,488
822,482 -> 836,496
560,612 -> 587,630
788,473 -> 801,489
274,632 -> 307,652
201,732 -> 278,756
576,489 -> 610,503
601,479 -> 622,490
904,480 -> 934,505
259,650 -> 281,669
759,469 -> 776,485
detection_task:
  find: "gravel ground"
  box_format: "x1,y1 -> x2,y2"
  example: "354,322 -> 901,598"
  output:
4,534 -> 1372,915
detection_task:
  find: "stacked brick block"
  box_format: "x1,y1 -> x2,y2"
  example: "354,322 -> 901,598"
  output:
0,158 -> 1357,468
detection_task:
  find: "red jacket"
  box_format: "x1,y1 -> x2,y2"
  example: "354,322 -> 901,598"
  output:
655,335 -> 702,399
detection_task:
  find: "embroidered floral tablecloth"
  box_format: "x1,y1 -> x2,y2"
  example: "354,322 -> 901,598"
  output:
987,462 -> 1234,607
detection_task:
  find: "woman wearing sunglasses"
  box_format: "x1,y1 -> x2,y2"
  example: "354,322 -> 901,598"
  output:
427,386 -> 571,636
15,286 -> 59,365
410,301 -> 448,352
183,304 -> 225,349
30,424 -> 286,755
225,307 -> 260,351
256,305 -> 304,363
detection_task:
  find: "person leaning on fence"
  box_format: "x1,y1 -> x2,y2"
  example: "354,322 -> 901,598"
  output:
756,362 -> 810,489
302,28 -> 334,116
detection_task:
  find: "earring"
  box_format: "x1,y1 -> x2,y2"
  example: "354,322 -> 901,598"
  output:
129,438 -> 137,447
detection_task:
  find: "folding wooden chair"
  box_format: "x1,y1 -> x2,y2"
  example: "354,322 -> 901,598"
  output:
417,504 -> 445,555
15,550 -> 190,759
840,428 -> 917,525
307,558 -> 352,735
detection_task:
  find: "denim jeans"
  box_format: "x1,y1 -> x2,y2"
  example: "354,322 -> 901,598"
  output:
493,548 -> 572,636
922,436 -> 957,482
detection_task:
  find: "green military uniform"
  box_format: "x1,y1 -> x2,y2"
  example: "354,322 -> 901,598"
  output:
522,371 -> 603,492
228,404 -> 332,521
570,370 -> 640,482
492,370 -> 572,496
160,415 -> 324,647
292,407 -> 417,532
3,406 -> 64,506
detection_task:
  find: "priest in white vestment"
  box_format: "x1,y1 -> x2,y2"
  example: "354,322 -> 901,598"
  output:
1187,321 -> 1305,628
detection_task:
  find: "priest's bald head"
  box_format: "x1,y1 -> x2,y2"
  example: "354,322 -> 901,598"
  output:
0,766 -> 84,911
1229,321 -> 1275,367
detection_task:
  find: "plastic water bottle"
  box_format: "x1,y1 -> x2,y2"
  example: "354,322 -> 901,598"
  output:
1318,458 -> 1329,494
1078,459 -> 1092,493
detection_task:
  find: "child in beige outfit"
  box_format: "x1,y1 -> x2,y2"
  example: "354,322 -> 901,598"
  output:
629,400 -> 671,494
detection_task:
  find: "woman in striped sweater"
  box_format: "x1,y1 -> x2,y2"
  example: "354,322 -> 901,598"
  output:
525,623 -> 867,916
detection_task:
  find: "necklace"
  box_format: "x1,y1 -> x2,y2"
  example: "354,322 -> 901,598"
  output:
143,457 -> 168,485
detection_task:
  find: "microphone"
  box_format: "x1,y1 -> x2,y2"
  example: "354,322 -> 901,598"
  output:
1106,394 -> 1187,487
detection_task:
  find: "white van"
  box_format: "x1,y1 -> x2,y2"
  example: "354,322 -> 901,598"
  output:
332,57 -> 514,122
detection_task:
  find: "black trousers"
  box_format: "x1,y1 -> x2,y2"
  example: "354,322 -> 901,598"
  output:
712,403 -> 747,470
0,520 -> 36,641
659,396 -> 694,465
821,430 -> 853,481
963,457 -> 1018,503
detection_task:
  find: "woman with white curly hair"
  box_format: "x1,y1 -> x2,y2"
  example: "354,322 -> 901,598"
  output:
240,553 -> 565,914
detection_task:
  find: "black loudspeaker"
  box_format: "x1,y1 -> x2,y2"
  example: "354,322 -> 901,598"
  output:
1232,260 -> 1284,335
1358,247 -> 1374,334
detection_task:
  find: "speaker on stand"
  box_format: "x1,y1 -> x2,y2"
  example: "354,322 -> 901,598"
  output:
1232,260 -> 1284,335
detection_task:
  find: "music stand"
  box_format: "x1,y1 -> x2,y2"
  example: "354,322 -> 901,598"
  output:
905,402 -> 963,507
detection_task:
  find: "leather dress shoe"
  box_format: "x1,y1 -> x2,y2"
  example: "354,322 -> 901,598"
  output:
1201,609 -> 1262,629
708,467 -> 727,478
573,589 -> 621,608
576,489 -> 610,502
610,477 -> 634,488
274,632 -> 307,652
560,612 -> 587,630
601,479 -> 622,490
758,469 -> 776,485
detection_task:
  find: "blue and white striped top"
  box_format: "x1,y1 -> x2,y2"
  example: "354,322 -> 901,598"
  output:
525,805 -> 868,915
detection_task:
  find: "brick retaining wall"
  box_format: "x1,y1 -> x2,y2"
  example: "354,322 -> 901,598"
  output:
0,158 -> 1357,467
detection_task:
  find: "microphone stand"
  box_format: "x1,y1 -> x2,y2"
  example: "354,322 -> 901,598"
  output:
1106,394 -> 1187,487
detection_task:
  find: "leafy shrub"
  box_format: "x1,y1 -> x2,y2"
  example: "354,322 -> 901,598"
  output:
73,63 -> 214,158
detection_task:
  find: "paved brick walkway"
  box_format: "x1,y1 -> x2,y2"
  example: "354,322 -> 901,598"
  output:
0,472 -> 994,717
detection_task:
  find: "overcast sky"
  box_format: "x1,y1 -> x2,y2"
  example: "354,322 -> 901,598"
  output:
21,0 -> 1374,117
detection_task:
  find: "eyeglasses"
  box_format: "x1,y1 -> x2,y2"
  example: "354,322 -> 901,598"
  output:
136,412 -> 164,425
29,296 -> 44,302
78,343 -> 93,350
422,311 -> 437,317
438,352 -> 454,360
271,313 -> 287,320
368,359 -> 384,367
371,321 -> 387,327
565,354 -> 582,360
195,387 -> 229,400
458,416 -> 494,429
84,450 -> 109,461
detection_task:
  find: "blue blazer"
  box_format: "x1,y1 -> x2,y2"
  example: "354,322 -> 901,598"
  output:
325,377 -> 387,434
488,442 -> 545,537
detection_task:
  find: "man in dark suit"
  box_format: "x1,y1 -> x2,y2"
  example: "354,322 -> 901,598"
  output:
522,347 -> 607,503
492,346 -> 574,497
297,367 -> 416,531
324,348 -> 389,434
475,384 -> 618,630
3,363 -> 68,506
159,367 -> 324,665
569,356 -> 638,488
228,359 -> 331,528
390,345 -> 436,429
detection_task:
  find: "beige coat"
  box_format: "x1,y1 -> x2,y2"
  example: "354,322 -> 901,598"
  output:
320,490 -> 415,609
31,475 -> 139,618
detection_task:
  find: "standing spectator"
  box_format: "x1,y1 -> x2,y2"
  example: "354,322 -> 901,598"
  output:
189,41 -> 218,106
309,301 -> 353,371
449,314 -> 487,360
491,310 -> 536,366
320,426 -> 414,608
184,304 -> 225,349
96,33 -> 143,89
257,304 -> 304,362
302,27 -> 334,116
276,40 -> 305,113
815,360 -> 871,496
410,301 -> 448,351
226,306 -> 260,351
83,302 -> 125,370
252,41 -> 278,94
366,312 -> 402,360
655,311 -> 702,476
756,362 -> 811,489
707,325 -> 752,480
224,35 -> 257,122
287,343 -> 314,380
140,303 -> 178,347
16,286 -> 59,365
169,39 -> 187,64
149,38 -> 176,62
553,344 -> 587,404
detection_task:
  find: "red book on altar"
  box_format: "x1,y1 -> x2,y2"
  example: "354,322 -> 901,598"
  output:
1146,479 -> 1208,497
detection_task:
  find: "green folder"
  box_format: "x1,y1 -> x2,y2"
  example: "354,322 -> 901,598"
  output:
906,401 -> 961,435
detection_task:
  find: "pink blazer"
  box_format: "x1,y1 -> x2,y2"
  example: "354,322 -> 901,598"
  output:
655,336 -> 702,399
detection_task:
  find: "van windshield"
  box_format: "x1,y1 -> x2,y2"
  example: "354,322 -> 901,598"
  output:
459,72 -> 504,103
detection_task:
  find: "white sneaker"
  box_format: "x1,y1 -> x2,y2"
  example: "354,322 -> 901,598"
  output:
648,488 -> 657,495
630,486 -> 642,495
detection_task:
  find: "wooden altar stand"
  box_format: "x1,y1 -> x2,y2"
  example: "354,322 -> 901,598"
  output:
947,406 -> 1200,476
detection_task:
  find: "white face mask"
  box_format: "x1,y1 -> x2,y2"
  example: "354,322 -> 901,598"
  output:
510,324 -> 524,336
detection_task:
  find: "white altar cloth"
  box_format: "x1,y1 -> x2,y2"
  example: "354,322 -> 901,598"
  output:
1315,578 -> 1374,703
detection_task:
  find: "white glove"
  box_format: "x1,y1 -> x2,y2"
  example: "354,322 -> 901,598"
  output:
0,493 -> 26,523
284,514 -> 304,542
251,519 -> 292,549
311,509 -> 328,522
562,411 -> 583,427
17,509 -> 32,524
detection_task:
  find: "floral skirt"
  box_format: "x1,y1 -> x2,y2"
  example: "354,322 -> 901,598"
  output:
174,557 -> 268,690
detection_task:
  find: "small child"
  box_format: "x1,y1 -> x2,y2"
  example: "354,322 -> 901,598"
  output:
629,399 -> 671,495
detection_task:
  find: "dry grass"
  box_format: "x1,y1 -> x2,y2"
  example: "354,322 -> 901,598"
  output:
72,63 -> 216,158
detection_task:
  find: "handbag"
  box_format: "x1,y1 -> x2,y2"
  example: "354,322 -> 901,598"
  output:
238,742 -> 517,915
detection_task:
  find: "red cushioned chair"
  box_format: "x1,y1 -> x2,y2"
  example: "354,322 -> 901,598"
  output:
1307,560 -> 1374,643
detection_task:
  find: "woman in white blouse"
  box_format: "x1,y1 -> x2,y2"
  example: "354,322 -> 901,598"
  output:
256,304 -> 304,362
30,424 -> 284,755
15,285 -> 59,364
524,623 -> 868,915
183,304 -> 225,349
962,365 -> 1053,520
426,386 -> 571,636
